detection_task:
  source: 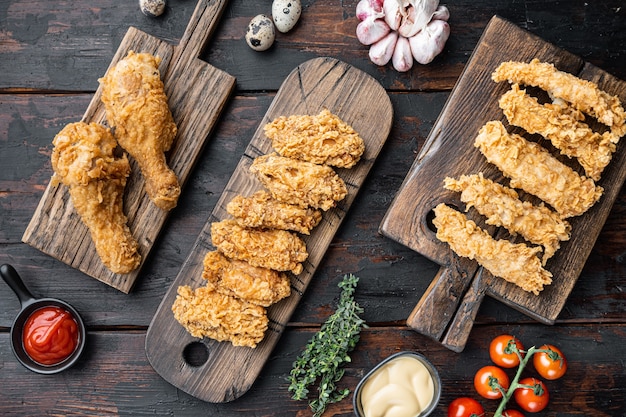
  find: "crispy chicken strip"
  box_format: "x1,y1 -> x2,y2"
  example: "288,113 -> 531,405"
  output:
492,59 -> 626,136
499,84 -> 616,180
51,122 -> 141,274
264,109 -> 366,168
250,153 -> 347,211
99,51 -> 180,211
172,285 -> 268,348
202,250 -> 291,307
433,203 -> 552,295
474,121 -> 603,218
211,219 -> 308,275
226,190 -> 322,235
444,173 -> 571,264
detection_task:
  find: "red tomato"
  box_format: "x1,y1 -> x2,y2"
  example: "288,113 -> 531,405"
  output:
448,397 -> 485,417
489,334 -> 525,368
514,377 -> 550,412
502,410 -> 525,417
533,344 -> 567,380
474,365 -> 510,400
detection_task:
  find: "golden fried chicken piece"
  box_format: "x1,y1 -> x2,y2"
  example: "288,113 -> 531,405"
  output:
172,285 -> 268,348
250,153 -> 347,211
202,250 -> 291,307
492,59 -> 626,136
226,190 -> 322,235
499,84 -> 616,180
433,203 -> 552,295
264,109 -> 366,168
444,173 -> 571,264
51,122 -> 141,274
211,219 -> 308,275
474,121 -> 603,218
99,51 -> 180,211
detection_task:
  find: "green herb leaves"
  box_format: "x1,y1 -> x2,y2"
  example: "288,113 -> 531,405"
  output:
288,274 -> 367,417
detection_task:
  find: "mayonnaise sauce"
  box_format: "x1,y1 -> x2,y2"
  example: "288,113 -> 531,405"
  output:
360,355 -> 435,417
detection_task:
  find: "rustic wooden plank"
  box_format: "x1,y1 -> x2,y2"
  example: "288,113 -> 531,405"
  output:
21,0 -> 235,293
145,57 -> 393,403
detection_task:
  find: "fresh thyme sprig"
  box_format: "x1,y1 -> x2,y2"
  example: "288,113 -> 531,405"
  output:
288,273 -> 367,417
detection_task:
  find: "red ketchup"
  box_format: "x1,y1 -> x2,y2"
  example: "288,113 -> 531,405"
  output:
22,306 -> 80,366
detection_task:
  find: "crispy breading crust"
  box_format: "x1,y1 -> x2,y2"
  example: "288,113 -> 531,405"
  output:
99,51 -> 180,211
433,203 -> 552,295
444,173 -> 571,264
172,285 -> 268,348
227,190 -> 322,235
264,109 -> 365,168
474,121 -> 603,218
211,219 -> 308,275
203,250 -> 291,307
51,122 -> 141,274
250,153 -> 347,211
499,84 -> 616,180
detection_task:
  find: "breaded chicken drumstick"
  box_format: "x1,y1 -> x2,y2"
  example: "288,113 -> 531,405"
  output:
99,51 -> 180,211
51,122 -> 141,274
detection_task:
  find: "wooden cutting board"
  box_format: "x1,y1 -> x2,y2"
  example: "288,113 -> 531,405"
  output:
380,16 -> 626,352
145,57 -> 393,403
22,0 -> 235,293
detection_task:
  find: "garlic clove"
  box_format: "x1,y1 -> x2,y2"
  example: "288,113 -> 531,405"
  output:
392,35 -> 414,72
357,18 -> 391,45
432,5 -> 450,21
383,0 -> 402,31
409,19 -> 450,64
398,0 -> 440,38
369,31 -> 398,66
356,0 -> 385,21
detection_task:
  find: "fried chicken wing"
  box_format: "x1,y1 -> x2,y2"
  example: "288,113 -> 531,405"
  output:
99,51 -> 180,210
211,219 -> 308,275
492,59 -> 626,136
474,121 -> 603,218
499,84 -> 616,180
172,285 -> 268,348
444,173 -> 571,264
433,203 -> 552,295
250,153 -> 347,211
226,190 -> 322,235
202,250 -> 291,307
264,109 -> 366,168
51,122 -> 141,274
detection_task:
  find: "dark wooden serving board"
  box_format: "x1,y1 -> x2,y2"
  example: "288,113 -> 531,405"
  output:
22,0 -> 235,293
380,16 -> 626,352
145,57 -> 393,403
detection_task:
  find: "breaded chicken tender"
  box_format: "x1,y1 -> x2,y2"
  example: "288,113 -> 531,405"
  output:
202,250 -> 291,307
51,122 -> 141,273
492,59 -> 626,136
474,121 -> 603,218
172,285 -> 268,348
99,51 -> 180,211
211,219 -> 308,275
250,153 -> 347,211
433,203 -> 552,295
444,173 -> 571,264
226,190 -> 322,235
499,84 -> 616,180
264,109 -> 365,168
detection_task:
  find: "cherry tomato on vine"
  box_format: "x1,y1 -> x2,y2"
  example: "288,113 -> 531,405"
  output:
514,377 -> 550,412
502,409 -> 525,417
489,334 -> 525,368
533,344 -> 567,380
448,397 -> 485,417
474,365 -> 510,400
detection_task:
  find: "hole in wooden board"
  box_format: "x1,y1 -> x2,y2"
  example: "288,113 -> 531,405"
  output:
182,341 -> 209,367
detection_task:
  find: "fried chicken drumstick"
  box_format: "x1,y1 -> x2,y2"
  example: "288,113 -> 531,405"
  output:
51,122 -> 141,274
99,51 -> 180,211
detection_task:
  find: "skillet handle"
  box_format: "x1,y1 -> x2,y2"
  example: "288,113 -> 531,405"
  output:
0,264 -> 37,307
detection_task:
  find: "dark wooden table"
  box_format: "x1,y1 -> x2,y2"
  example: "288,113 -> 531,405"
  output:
1,1 -> 625,416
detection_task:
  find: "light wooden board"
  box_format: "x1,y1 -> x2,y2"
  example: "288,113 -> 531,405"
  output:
145,57 -> 393,403
22,0 -> 235,293
380,16 -> 626,351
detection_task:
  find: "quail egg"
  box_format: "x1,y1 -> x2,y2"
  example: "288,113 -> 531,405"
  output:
272,0 -> 302,33
139,0 -> 166,17
245,14 -> 275,52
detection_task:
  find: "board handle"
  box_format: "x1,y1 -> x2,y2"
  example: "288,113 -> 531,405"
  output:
173,0 -> 229,64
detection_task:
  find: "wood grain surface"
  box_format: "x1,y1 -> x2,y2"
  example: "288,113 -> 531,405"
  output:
21,0 -> 235,293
